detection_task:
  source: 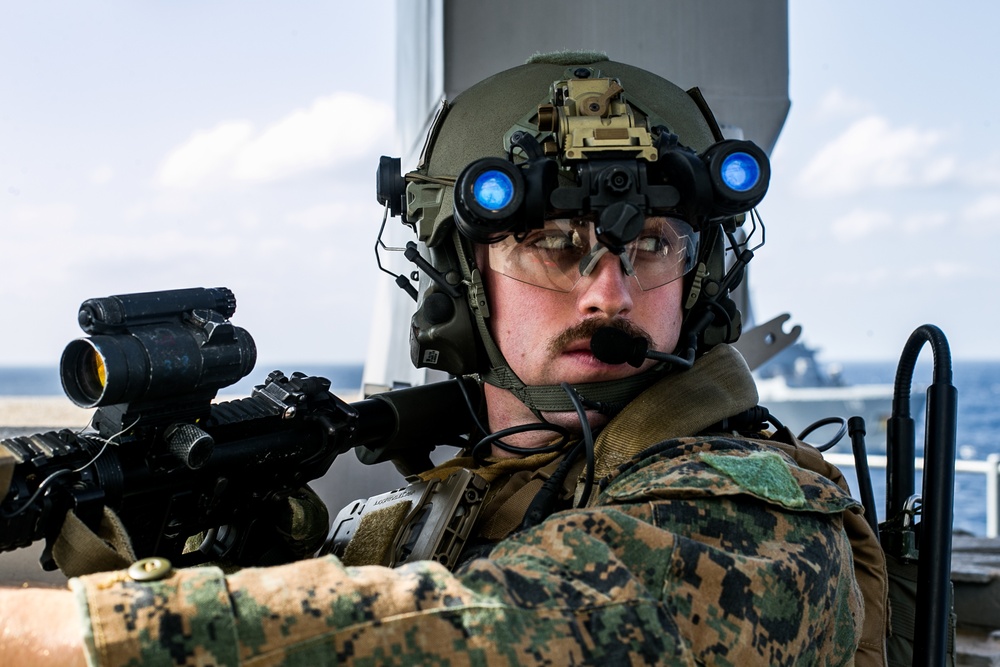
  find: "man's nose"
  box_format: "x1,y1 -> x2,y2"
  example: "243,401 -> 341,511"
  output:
576,252 -> 635,317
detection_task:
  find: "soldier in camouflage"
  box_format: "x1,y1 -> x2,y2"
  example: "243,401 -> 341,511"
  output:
0,53 -> 888,666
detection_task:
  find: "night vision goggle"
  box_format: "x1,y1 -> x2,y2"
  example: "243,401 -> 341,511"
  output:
451,129 -> 768,248
449,77 -> 766,246
376,76 -> 769,295
448,130 -> 767,292
384,78 -> 766,234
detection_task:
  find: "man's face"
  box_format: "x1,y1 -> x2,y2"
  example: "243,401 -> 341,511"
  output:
478,217 -> 686,440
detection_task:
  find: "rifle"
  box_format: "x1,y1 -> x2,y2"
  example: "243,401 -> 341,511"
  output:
0,287 -> 477,571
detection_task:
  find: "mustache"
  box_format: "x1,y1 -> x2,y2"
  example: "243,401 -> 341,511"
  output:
548,318 -> 654,357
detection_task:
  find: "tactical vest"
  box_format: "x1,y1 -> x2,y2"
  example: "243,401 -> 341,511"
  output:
324,345 -> 893,665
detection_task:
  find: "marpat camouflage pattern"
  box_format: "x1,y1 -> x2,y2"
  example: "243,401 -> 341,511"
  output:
72,347 -> 865,665
74,436 -> 861,666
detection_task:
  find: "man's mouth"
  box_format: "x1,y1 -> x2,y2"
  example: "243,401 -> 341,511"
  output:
548,319 -> 655,365
559,338 -> 624,370
563,340 -> 599,357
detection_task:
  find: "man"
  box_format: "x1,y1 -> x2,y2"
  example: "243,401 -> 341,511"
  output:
0,53 -> 886,665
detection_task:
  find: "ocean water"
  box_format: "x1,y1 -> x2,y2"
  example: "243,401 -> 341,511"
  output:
0,363 -> 366,397
833,360 -> 1000,537
2,360 -> 997,535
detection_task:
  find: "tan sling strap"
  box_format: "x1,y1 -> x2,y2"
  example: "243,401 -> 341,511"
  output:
587,344 -> 759,484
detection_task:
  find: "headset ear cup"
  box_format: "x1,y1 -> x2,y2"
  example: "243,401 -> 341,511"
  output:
684,293 -> 742,352
410,289 -> 480,375
376,156 -> 407,221
680,223 -> 744,354
716,295 -> 742,345
408,243 -> 482,375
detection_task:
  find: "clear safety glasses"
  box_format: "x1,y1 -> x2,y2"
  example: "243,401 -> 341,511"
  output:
486,216 -> 698,292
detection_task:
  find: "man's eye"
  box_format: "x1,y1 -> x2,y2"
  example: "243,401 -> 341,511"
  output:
528,232 -> 582,252
635,235 -> 669,255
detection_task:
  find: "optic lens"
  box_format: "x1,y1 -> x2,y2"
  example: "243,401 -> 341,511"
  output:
720,152 -> 761,192
473,170 -> 515,211
92,349 -> 107,388
61,339 -> 111,407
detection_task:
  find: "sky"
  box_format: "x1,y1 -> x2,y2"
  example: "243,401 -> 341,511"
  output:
757,2 -> 1000,363
1,1 -> 998,371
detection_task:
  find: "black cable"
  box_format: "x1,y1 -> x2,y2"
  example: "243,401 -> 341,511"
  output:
455,373 -> 490,440
520,441 -> 586,531
0,468 -> 73,519
797,416 -> 849,452
560,382 -> 596,508
518,383 -> 601,529
470,423 -> 571,464
373,203 -> 418,301
0,423 -> 128,519
706,405 -> 775,434
456,372 -> 576,464
700,300 -> 734,344
765,412 -> 787,432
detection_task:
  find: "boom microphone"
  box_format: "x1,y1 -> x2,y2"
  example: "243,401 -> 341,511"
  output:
590,327 -> 648,367
590,326 -> 694,369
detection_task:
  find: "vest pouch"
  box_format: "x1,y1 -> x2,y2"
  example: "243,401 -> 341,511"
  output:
320,469 -> 488,569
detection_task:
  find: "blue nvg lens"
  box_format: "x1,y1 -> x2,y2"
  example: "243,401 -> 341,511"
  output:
473,170 -> 516,211
719,152 -> 761,192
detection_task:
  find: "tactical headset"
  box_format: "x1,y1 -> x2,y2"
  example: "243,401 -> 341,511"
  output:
375,54 -> 768,417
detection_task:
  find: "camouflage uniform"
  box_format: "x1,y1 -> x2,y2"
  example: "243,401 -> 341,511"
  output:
72,345 -> 865,665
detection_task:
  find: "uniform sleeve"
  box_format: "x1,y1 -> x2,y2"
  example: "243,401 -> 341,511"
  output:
72,438 -> 862,666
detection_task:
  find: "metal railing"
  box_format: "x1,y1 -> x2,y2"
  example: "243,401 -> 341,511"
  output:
825,452 -> 1000,538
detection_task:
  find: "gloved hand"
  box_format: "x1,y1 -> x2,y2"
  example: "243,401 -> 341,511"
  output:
1,440 -> 135,577
52,507 -> 137,577
188,485 -> 331,566
49,485 -> 329,576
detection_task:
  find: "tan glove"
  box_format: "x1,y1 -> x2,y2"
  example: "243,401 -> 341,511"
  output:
51,507 -> 137,577
185,485 -> 331,566
49,485 -> 328,576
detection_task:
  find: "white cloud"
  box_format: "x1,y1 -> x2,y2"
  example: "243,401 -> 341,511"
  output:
830,208 -> 893,241
8,203 -> 78,236
233,92 -> 392,182
823,265 -> 892,287
815,88 -> 870,119
284,201 -> 381,231
89,165 -> 114,185
158,120 -> 254,189
922,261 -> 972,280
822,260 -> 971,288
124,192 -> 198,221
963,194 -> 1000,225
901,211 -> 949,234
961,153 -> 1000,187
797,115 -> 956,197
157,92 -> 393,190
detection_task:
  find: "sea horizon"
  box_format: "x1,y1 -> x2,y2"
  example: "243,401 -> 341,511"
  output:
0,361 -> 367,397
2,360 -> 999,537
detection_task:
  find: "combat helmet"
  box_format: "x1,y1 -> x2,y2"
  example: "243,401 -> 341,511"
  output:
376,52 -> 768,417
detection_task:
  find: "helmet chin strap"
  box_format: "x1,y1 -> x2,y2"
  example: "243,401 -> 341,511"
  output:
482,359 -> 667,417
